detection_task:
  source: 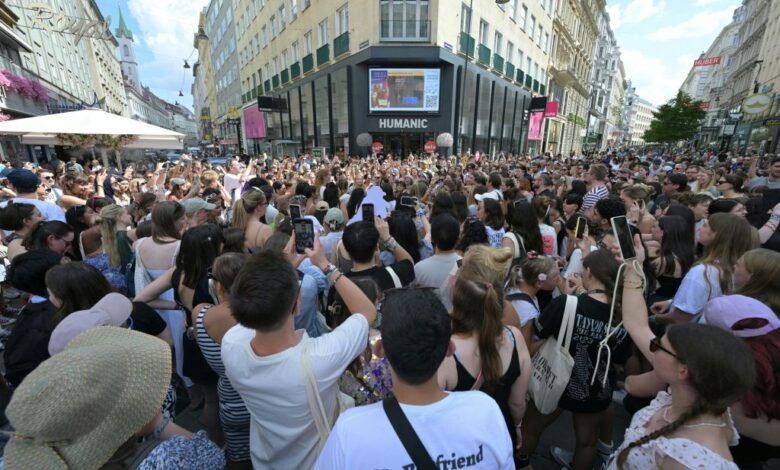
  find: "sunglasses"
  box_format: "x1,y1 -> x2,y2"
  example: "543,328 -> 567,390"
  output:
717,180 -> 727,184
649,336 -> 683,362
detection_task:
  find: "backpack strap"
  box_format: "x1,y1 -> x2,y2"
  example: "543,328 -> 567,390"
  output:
506,292 -> 539,313
382,397 -> 436,470
385,266 -> 402,289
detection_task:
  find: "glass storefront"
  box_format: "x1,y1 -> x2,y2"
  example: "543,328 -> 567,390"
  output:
314,76 -> 330,151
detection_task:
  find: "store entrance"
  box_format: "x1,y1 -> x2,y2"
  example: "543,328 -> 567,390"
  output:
376,132 -> 430,159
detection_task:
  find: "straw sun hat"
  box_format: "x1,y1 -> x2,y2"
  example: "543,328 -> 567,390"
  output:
5,326 -> 172,469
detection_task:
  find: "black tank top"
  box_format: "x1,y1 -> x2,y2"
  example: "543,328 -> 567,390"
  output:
452,327 -> 521,446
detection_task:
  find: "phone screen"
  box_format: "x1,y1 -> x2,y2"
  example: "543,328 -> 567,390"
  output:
362,203 -> 375,222
574,217 -> 586,240
293,219 -> 314,254
289,204 -> 302,220
611,216 -> 636,260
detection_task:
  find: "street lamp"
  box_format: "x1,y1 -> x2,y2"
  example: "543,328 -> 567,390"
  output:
457,0 -> 511,155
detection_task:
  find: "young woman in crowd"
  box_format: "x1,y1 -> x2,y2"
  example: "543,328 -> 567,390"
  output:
477,197 -> 505,248
708,198 -> 748,217
651,213 -> 759,324
620,184 -> 656,233
503,198 -> 543,258
437,245 -> 531,462
532,195 -> 559,256
616,236 -> 756,469
647,215 -> 695,305
696,168 -> 720,197
505,255 -> 560,346
733,248 -> 780,315
231,188 -> 272,253
23,221 -> 74,258
81,204 -> 135,291
0,202 -> 44,261
194,252 -> 252,470
716,174 -> 745,200
58,172 -> 103,210
521,249 -> 631,470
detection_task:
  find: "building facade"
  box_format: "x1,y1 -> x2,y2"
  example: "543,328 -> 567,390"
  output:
222,0 -> 561,158
206,0 -> 242,154
192,9 -> 218,151
586,9 -> 623,150
81,0 -> 126,115
545,0 -> 604,156
628,96 -> 656,147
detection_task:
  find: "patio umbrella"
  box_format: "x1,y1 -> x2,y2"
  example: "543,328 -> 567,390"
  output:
0,108 -> 185,149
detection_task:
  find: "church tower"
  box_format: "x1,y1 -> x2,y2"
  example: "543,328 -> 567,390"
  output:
116,7 -> 140,92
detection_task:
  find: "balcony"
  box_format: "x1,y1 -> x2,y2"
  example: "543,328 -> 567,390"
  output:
290,61 -> 301,79
302,53 -> 314,73
533,79 -> 539,93
477,44 -> 491,66
281,69 -> 289,84
549,61 -> 577,87
380,20 -> 431,42
459,32 -> 475,58
316,44 -> 330,66
516,69 -> 524,84
264,80 -> 271,93
255,85 -> 262,96
524,75 -> 533,89
492,54 -> 504,74
334,32 -> 349,57
505,62 -> 515,79
272,74 -> 279,88
251,89 -> 257,99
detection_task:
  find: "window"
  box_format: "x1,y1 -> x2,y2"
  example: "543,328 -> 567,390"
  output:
543,32 -> 549,53
336,4 -> 349,35
270,15 -> 276,37
517,49 -> 524,70
292,40 -> 299,61
461,3 -> 472,33
261,25 -> 268,47
493,32 -> 502,55
264,63 -> 271,81
381,0 -> 430,41
304,30 -> 312,54
509,0 -> 517,19
290,0 -> 298,18
536,25 -> 542,46
529,15 -> 535,39
302,0 -> 310,8
478,19 -> 488,45
273,57 -> 279,75
519,4 -> 527,31
279,6 -> 286,30
123,45 -> 129,56
282,49 -> 288,69
318,19 -> 329,45
534,62 -> 539,80
526,57 -> 532,75
506,41 -> 514,63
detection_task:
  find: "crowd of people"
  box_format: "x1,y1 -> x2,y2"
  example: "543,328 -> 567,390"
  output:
0,146 -> 776,469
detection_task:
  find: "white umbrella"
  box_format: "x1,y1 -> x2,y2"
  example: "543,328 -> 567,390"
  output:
0,108 -> 184,149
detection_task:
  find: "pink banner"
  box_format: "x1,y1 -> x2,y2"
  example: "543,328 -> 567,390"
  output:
545,100 -> 559,118
528,112 -> 544,141
242,106 -> 267,139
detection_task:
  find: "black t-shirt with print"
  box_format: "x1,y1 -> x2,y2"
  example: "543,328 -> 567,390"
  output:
534,294 -> 633,413
344,259 -> 415,292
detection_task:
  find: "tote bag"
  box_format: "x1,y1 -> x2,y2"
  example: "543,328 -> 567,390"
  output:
528,294 -> 578,414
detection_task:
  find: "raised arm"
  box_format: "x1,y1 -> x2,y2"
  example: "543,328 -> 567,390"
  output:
622,234 -> 656,364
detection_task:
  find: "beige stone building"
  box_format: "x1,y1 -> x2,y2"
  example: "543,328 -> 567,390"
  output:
193,9 -> 218,150
224,0 -> 556,157
545,0 -> 603,156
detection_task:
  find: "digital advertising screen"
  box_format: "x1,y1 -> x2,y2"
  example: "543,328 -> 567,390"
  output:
369,68 -> 440,113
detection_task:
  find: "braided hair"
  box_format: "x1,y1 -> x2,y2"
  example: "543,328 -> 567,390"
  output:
616,324 -> 756,468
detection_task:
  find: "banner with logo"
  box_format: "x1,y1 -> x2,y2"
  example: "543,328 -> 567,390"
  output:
528,112 -> 544,141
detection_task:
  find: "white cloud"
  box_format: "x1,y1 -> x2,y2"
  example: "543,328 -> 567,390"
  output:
606,4 -> 623,29
694,0 -> 721,5
127,0 -> 209,104
621,48 -> 693,106
646,6 -> 735,41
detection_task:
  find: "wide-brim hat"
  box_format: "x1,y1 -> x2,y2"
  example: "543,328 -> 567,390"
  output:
5,327 -> 172,469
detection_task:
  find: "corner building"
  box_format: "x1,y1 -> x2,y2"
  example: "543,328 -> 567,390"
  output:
233,0 -> 554,157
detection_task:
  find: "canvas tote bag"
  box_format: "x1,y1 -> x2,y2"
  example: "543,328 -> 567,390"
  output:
528,294 -> 578,414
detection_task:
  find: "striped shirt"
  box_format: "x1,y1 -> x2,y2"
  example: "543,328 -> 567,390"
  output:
581,185 -> 609,212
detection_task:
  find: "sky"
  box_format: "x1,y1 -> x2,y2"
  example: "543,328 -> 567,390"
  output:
95,0 -> 738,110
606,0 -> 739,107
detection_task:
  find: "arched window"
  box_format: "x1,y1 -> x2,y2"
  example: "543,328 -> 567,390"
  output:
123,45 -> 130,57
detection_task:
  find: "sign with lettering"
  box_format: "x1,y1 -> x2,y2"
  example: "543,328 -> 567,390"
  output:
26,4 -> 113,45
693,57 -> 721,67
378,118 -> 428,129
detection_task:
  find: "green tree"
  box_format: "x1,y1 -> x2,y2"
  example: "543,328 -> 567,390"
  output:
643,91 -> 705,144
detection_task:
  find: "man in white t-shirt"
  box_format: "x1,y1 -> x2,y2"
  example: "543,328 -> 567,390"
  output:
0,169 -> 65,223
315,288 -> 514,469
222,159 -> 243,203
221,240 -> 377,469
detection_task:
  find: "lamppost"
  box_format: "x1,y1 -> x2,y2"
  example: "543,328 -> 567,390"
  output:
457,0 -> 511,156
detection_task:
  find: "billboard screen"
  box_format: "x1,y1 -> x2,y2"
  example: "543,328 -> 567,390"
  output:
369,68 -> 440,113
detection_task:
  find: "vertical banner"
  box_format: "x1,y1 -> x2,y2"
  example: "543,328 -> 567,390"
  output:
528,112 -> 544,141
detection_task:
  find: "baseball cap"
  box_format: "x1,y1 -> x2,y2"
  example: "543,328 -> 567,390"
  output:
324,207 -> 344,227
181,197 -> 216,215
170,177 -> 186,186
6,169 -> 39,191
315,201 -> 329,211
48,293 -> 133,355
702,295 -> 780,338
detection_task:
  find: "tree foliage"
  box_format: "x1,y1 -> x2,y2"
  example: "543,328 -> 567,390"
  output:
643,91 -> 705,144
